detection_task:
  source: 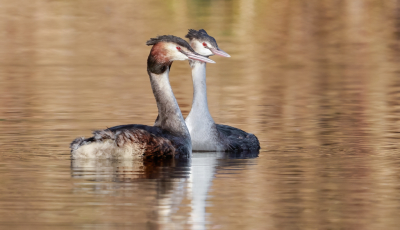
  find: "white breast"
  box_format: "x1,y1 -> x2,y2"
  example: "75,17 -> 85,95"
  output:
71,140 -> 145,159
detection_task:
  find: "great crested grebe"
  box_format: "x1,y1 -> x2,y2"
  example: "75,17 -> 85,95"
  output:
184,29 -> 260,152
70,35 -> 215,159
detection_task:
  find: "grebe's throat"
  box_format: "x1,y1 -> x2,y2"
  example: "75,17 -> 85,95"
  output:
187,61 -> 214,123
148,67 -> 189,137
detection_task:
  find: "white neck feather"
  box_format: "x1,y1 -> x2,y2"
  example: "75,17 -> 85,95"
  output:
186,61 -> 215,130
150,68 -> 190,137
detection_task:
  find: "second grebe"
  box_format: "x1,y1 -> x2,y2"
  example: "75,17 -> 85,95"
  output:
184,29 -> 260,152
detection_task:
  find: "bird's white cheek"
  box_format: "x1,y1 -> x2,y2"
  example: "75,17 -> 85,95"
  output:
172,52 -> 189,61
194,46 -> 213,56
204,49 -> 213,56
191,41 -> 202,51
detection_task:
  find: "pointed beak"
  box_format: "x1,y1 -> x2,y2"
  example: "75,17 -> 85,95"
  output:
210,48 -> 231,57
186,52 -> 216,64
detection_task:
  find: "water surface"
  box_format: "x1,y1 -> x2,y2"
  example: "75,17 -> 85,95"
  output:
1,0 -> 400,229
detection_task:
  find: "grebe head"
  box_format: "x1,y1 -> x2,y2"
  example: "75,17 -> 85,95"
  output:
185,29 -> 230,58
146,35 -> 215,65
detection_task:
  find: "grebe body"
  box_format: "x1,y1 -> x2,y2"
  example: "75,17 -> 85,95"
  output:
70,35 -> 215,159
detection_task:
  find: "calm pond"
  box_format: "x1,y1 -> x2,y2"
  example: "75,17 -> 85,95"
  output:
1,0 -> 400,229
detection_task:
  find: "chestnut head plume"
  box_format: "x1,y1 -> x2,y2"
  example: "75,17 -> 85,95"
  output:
146,34 -> 215,74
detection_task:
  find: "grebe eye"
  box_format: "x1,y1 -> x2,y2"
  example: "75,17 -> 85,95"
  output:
176,47 -> 181,51
202,42 -> 207,47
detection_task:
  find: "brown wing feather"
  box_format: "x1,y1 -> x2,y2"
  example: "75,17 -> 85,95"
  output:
91,127 -> 176,158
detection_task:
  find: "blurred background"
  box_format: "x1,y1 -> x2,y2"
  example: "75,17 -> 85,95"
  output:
1,0 -> 400,229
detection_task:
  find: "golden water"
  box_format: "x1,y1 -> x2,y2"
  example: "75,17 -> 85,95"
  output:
1,0 -> 400,229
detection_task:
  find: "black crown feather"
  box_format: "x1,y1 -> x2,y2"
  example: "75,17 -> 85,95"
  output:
185,29 -> 209,40
146,35 -> 195,52
185,29 -> 218,48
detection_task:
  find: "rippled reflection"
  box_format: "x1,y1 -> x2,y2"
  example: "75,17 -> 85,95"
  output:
70,152 -> 258,229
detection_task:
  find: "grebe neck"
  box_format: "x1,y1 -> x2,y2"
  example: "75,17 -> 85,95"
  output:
149,67 -> 190,138
187,61 -> 214,123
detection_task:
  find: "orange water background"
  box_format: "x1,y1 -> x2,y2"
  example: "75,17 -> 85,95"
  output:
1,1 -> 400,229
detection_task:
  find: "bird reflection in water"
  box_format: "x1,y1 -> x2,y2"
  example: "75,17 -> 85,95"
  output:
71,151 -> 259,229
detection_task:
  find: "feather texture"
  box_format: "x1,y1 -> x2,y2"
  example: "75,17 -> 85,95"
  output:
71,124 -> 191,159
